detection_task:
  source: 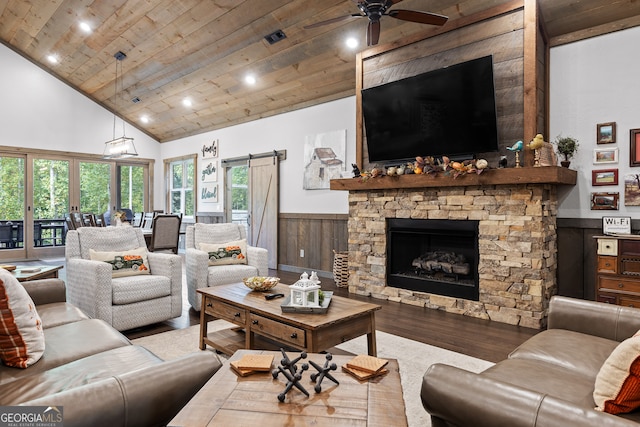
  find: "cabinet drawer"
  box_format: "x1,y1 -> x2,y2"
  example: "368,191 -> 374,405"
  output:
619,295 -> 640,309
597,293 -> 618,305
203,298 -> 245,326
621,258 -> 640,276
597,238 -> 618,256
597,255 -> 617,274
599,276 -> 640,294
249,313 -> 306,347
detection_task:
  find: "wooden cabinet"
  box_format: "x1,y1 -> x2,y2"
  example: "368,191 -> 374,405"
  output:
596,236 -> 640,307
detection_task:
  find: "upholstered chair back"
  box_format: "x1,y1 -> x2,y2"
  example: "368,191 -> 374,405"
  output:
186,223 -> 247,250
66,226 -> 148,260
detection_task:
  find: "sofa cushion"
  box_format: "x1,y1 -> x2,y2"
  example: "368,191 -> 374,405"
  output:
111,275 -> 171,305
483,358 -> 597,409
36,302 -> 90,329
90,247 -> 151,278
199,239 -> 248,266
594,332 -> 640,414
508,329 -> 619,380
0,319 -> 130,386
0,345 -> 161,405
0,269 -> 45,368
193,223 -> 243,250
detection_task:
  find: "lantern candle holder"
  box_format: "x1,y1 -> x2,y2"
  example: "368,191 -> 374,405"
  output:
289,272 -> 321,307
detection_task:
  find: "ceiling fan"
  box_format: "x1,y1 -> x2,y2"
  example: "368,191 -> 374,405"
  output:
304,0 -> 448,46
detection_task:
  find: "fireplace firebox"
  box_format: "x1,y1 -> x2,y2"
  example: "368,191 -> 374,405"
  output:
386,219 -> 479,300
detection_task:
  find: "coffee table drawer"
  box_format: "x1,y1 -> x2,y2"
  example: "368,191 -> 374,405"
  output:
249,314 -> 306,347
204,298 -> 245,326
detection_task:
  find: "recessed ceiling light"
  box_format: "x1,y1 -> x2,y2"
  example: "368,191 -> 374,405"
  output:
79,22 -> 92,33
245,75 -> 257,85
140,115 -> 150,124
46,55 -> 58,64
182,98 -> 192,107
346,37 -> 359,49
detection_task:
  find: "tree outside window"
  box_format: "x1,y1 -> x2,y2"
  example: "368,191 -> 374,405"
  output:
170,159 -> 194,217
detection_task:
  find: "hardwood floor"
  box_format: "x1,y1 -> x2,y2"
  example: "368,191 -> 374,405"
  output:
123,269 -> 538,363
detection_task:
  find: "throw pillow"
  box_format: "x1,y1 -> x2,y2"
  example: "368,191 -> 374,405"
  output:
594,331 -> 640,414
199,239 -> 248,266
89,246 -> 151,278
0,269 -> 45,368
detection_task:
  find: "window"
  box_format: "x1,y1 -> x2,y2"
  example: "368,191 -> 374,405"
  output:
168,157 -> 195,217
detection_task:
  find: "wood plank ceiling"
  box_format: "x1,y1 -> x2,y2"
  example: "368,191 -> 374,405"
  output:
1,0 -> 638,143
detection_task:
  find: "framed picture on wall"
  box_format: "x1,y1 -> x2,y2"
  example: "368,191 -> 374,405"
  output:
593,148 -> 618,164
592,169 -> 618,186
591,192 -> 619,210
630,129 -> 640,167
201,184 -> 218,203
597,122 -> 616,144
624,174 -> 640,206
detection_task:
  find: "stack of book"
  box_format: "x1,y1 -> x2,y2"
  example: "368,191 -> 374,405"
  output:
342,354 -> 389,380
230,354 -> 274,377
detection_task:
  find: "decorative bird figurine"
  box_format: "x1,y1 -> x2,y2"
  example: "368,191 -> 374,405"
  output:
527,134 -> 545,150
507,140 -> 523,152
506,140 -> 523,168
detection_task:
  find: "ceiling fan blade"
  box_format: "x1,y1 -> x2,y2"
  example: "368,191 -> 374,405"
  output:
367,20 -> 381,46
304,14 -> 363,29
387,9 -> 448,26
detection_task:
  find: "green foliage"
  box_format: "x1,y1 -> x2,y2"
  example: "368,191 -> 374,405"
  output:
0,157 -> 25,220
33,159 -> 69,219
554,135 -> 579,161
119,165 -> 145,213
231,166 -> 248,210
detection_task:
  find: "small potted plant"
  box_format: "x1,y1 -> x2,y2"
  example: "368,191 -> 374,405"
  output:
554,135 -> 579,167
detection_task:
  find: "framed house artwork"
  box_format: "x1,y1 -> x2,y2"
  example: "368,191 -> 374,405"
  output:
302,129 -> 346,190
593,148 -> 618,164
624,173 -> 640,206
591,192 -> 619,210
592,169 -> 618,186
630,129 -> 640,167
597,122 -> 616,144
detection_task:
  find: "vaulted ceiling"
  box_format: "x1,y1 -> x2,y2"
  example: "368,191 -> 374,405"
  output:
1,0 -> 638,143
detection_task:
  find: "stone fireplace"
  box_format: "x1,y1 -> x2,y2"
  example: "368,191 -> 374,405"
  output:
332,168 -> 577,329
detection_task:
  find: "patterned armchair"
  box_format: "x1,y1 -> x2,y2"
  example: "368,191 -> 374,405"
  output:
65,226 -> 182,331
185,223 -> 268,311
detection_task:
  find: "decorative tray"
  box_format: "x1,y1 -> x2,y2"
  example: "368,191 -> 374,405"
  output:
281,291 -> 333,314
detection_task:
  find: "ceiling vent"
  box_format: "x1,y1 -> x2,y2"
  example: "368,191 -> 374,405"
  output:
131,96 -> 141,103
264,30 -> 287,45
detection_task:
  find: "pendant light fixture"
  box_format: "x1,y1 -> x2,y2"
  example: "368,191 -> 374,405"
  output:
103,51 -> 138,159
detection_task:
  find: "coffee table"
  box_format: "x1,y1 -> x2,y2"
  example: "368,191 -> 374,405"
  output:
169,350 -> 407,427
12,265 -> 63,282
198,283 -> 381,356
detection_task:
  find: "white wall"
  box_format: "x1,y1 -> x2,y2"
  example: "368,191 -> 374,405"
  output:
550,26 -> 640,218
160,97 -> 355,214
0,43 -> 163,205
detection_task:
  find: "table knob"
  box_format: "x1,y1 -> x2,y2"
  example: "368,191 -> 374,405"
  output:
618,283 -> 624,288
206,302 -> 213,307
290,333 -> 297,339
234,312 -> 241,317
252,320 -> 259,325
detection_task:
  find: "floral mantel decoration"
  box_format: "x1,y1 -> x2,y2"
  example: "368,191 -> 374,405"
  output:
359,156 -> 489,181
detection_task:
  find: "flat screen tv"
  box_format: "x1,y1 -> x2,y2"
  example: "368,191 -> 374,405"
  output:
362,55 -> 499,165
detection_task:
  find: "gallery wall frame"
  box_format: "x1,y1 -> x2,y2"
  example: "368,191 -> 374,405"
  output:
592,169 -> 618,186
630,128 -> 640,167
591,192 -> 619,210
593,148 -> 618,164
597,122 -> 616,144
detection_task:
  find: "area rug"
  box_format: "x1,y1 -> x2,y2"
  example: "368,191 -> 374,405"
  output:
132,320 -> 494,427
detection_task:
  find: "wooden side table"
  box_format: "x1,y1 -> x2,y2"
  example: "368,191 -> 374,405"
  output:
12,265 -> 63,282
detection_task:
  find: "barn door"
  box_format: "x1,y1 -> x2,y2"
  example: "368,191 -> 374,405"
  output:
248,155 -> 278,269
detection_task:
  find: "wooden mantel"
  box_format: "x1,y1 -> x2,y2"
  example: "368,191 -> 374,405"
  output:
330,166 -> 576,191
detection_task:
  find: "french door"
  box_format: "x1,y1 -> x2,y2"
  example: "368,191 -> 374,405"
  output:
0,148 -> 152,261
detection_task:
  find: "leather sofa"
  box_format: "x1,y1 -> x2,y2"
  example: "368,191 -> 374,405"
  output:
421,296 -> 640,426
1,278 -> 222,427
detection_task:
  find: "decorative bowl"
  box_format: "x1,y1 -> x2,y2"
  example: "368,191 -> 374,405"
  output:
242,276 -> 280,292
